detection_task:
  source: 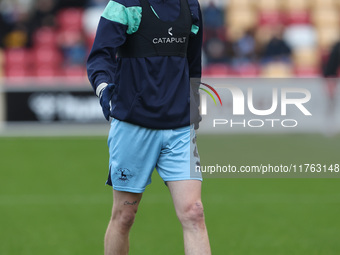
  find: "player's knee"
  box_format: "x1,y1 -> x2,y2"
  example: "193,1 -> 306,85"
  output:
178,201 -> 205,227
112,210 -> 136,230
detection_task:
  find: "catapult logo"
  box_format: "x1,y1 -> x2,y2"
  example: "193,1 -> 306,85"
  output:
200,84 -> 312,128
152,27 -> 187,44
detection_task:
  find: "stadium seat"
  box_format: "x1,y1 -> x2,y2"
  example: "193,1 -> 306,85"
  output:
33,27 -> 57,48
284,10 -> 310,25
256,0 -> 281,11
312,0 -> 337,9
311,8 -> 339,28
261,62 -> 293,77
5,48 -> 31,66
5,66 -> 32,77
284,0 -> 309,11
228,0 -> 253,8
227,7 -> 257,40
283,0 -> 310,25
57,8 -> 84,31
31,47 -> 63,78
258,10 -> 283,26
228,7 -> 257,28
32,47 -> 62,67
4,48 -> 32,77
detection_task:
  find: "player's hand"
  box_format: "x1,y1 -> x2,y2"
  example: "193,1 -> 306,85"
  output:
99,83 -> 116,121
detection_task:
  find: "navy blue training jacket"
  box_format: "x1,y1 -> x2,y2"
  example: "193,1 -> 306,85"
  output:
87,0 -> 202,129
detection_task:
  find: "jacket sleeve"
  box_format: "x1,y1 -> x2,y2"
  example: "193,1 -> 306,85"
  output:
187,0 -> 202,79
86,0 -> 142,95
187,0 -> 203,129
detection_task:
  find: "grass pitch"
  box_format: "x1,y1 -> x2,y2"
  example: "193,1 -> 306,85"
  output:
0,134 -> 340,255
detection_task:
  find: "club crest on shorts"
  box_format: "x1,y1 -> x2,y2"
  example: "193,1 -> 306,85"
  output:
115,168 -> 133,182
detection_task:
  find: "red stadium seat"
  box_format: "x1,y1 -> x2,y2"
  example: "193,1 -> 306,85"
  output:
32,47 -> 62,67
284,10 -> 310,25
33,27 -> 57,48
57,8 -> 84,31
4,48 -> 32,77
256,0 -> 281,11
5,48 -> 31,66
5,66 -> 31,77
258,10 -> 283,26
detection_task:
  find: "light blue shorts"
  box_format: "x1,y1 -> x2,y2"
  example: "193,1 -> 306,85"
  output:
106,119 -> 202,193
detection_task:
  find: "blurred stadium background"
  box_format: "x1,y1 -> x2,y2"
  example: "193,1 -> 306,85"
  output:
1,0 -> 340,80
1,0 -> 340,255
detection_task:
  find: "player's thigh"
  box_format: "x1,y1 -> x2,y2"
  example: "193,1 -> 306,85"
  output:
157,125 -> 202,182
167,180 -> 203,215
111,190 -> 143,216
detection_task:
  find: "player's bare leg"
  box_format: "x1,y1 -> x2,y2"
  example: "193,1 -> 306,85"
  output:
104,190 -> 143,255
167,180 -> 211,255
